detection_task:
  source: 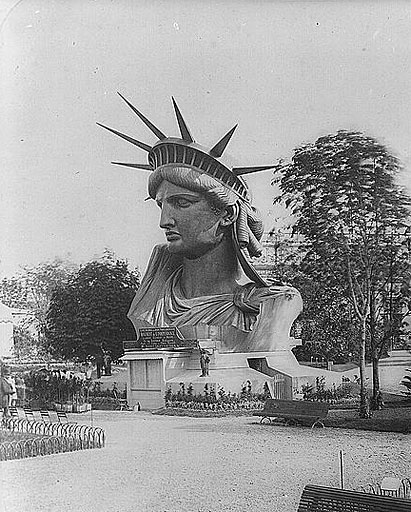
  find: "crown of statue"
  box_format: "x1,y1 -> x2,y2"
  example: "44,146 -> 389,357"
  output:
97,93 -> 275,203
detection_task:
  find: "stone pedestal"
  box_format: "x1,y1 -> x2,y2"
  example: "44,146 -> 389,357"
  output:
122,341 -> 344,409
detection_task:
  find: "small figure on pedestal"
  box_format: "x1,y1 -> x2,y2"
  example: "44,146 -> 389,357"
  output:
199,349 -> 210,377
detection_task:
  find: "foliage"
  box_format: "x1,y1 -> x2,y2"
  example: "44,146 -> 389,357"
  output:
46,251 -> 140,361
24,368 -> 91,408
12,324 -> 39,360
290,270 -> 360,363
301,376 -> 361,404
0,276 -> 29,309
164,381 -> 271,410
256,231 -> 359,363
273,130 -> 410,417
0,258 -> 78,358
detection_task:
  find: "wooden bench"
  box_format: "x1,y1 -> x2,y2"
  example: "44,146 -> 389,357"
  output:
9,407 -> 19,418
297,484 -> 411,511
23,407 -> 35,422
40,410 -> 51,422
253,399 -> 329,428
56,410 -> 70,423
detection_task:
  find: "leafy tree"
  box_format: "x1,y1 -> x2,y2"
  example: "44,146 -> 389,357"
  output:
46,251 -> 140,361
0,276 -> 29,309
13,323 -> 38,360
23,259 -> 78,343
291,274 -> 360,364
0,258 -> 77,357
257,229 -> 359,364
273,130 -> 410,417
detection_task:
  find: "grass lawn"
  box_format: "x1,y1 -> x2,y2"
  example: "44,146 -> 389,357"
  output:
326,406 -> 411,433
156,393 -> 411,433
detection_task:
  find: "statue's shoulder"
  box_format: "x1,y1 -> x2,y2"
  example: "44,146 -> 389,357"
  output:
128,245 -> 182,321
149,243 -> 171,262
146,244 -> 182,274
234,281 -> 301,311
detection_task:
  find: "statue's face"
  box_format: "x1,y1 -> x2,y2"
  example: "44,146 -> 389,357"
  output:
155,180 -> 226,259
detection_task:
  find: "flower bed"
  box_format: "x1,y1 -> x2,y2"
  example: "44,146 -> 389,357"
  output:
164,382 -> 269,412
165,400 -> 264,411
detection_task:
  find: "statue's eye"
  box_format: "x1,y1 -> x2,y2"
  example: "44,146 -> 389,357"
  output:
174,198 -> 192,208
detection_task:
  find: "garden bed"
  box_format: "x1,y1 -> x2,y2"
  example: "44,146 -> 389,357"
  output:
153,407 -> 261,418
156,402 -> 411,433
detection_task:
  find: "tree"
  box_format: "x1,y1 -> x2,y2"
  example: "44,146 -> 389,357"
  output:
273,130 -> 410,417
291,273 -> 360,364
0,276 -> 29,309
13,323 -> 38,360
46,251 -> 140,361
0,258 -> 77,358
257,228 -> 359,364
23,259 -> 78,345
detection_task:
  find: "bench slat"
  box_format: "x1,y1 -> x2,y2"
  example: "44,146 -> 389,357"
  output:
298,485 -> 411,512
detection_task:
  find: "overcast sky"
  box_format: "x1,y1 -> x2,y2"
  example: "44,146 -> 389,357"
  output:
1,0 -> 411,277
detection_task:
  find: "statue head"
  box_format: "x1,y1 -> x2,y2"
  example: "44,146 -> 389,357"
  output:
152,178 -> 234,260
98,94 -> 275,286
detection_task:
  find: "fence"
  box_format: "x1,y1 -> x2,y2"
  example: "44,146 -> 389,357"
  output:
1,418 -> 105,461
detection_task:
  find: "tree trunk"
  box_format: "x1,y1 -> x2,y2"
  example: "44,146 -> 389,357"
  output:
359,318 -> 370,418
372,352 -> 380,399
369,289 -> 378,402
371,351 -> 383,410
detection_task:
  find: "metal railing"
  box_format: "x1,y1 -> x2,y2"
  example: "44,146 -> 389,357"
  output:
1,418 -> 105,461
360,478 -> 411,499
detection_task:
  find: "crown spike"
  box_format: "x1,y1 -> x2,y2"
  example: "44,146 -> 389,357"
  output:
171,97 -> 194,142
209,125 -> 237,158
97,123 -> 152,152
117,92 -> 166,140
232,165 -> 276,176
112,162 -> 153,171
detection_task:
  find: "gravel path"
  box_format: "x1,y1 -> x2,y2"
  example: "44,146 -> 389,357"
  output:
0,411 -> 409,512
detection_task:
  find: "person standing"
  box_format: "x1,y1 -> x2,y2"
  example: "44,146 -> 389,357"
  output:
0,367 -> 14,417
6,375 -> 17,407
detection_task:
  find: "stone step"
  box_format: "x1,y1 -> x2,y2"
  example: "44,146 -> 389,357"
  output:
376,358 -> 411,367
364,351 -> 411,369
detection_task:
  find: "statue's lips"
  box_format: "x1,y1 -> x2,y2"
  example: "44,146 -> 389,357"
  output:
165,231 -> 180,241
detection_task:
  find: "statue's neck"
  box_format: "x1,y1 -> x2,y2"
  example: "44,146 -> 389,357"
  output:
180,239 -> 239,298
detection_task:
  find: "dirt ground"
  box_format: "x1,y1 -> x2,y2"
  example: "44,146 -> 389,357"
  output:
0,411 -> 409,512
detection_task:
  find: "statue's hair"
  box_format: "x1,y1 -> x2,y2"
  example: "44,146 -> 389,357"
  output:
148,164 -> 264,258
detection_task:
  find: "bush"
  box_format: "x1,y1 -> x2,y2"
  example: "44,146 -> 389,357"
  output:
164,382 -> 270,411
301,376 -> 360,404
335,381 -> 361,400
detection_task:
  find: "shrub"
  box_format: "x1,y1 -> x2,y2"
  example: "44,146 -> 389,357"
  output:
301,376 -> 360,404
164,382 -> 266,410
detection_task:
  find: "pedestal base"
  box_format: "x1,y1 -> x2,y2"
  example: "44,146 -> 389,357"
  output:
122,348 -> 344,410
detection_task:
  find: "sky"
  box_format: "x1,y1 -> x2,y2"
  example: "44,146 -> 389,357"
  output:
1,0 -> 411,277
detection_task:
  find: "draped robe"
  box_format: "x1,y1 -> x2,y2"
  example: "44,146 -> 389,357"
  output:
128,245 -> 301,353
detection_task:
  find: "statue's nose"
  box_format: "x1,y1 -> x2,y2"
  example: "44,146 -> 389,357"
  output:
159,204 -> 175,229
